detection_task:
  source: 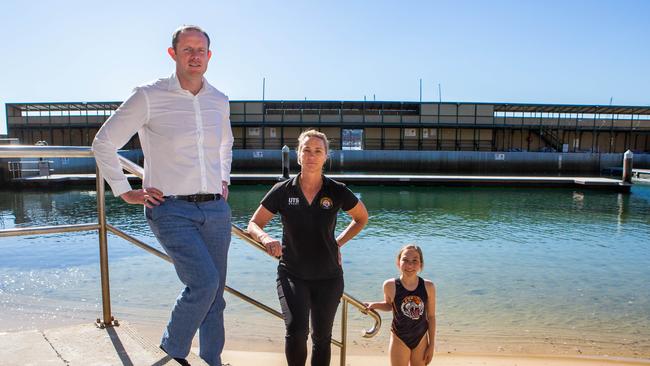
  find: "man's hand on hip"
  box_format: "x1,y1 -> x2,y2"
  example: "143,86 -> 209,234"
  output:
120,188 -> 165,208
222,181 -> 229,201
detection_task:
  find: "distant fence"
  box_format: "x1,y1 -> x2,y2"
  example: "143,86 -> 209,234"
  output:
235,150 -> 649,176
2,148 -> 648,182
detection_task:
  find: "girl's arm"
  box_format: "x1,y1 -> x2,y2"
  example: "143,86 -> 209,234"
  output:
336,201 -> 368,247
424,280 -> 436,364
247,205 -> 282,258
365,279 -> 395,312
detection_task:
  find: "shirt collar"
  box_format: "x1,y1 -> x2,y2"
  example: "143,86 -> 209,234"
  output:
168,73 -> 210,94
292,173 -> 328,189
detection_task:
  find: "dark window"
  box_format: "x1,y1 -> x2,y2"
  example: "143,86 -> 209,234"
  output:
342,129 -> 363,150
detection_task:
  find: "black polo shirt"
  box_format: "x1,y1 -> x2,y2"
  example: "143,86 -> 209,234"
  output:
261,174 -> 359,280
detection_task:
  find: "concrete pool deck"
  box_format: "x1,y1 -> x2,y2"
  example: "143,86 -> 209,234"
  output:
2,322 -> 649,366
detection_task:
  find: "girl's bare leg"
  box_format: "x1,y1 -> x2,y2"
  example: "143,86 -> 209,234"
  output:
389,333 -> 412,366
408,334 -> 429,366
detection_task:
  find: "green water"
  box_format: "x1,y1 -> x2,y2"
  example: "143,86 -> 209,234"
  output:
0,185 -> 649,355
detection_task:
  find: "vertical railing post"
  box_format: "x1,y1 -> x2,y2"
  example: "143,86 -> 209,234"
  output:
340,298 -> 348,366
622,150 -> 634,183
95,166 -> 113,326
281,145 -> 290,179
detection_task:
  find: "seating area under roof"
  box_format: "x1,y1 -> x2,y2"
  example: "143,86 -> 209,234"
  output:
6,101 -> 650,116
7,102 -> 122,112
491,103 -> 650,115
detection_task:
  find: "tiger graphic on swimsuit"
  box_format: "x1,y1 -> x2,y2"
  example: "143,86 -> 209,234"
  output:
400,295 -> 424,320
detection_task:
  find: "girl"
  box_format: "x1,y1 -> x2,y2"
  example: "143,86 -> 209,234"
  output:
366,245 -> 436,366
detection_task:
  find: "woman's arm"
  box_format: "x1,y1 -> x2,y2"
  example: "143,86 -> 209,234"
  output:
424,280 -> 436,364
336,201 -> 368,247
247,205 -> 282,257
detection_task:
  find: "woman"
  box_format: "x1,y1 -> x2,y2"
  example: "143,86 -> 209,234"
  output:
247,129 -> 368,366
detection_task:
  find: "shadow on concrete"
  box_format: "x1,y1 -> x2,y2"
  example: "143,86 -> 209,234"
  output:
105,326 -> 135,366
151,355 -> 174,366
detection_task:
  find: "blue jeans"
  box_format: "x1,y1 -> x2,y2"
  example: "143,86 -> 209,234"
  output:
146,197 -> 231,366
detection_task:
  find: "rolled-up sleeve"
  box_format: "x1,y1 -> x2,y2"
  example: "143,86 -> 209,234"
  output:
92,88 -> 149,196
220,99 -> 234,185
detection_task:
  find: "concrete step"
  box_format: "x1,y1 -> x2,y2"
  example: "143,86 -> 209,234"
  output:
3,323 -> 649,366
0,322 -> 208,366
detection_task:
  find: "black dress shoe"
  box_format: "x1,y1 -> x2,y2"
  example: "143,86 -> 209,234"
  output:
159,345 -> 191,366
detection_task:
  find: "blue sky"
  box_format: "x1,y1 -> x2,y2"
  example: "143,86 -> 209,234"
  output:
1,0 -> 649,134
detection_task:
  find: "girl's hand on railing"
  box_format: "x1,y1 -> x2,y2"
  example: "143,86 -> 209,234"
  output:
363,301 -> 391,313
120,188 -> 164,208
362,302 -> 375,313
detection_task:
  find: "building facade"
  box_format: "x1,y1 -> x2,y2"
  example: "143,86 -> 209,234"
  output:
5,101 -> 650,153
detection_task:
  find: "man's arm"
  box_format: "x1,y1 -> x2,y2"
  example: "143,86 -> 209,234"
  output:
92,88 -> 149,197
121,187 -> 164,208
220,99 -> 234,199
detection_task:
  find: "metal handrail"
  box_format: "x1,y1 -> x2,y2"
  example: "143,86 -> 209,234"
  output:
0,223 -> 100,237
105,223 -> 284,320
0,145 -> 381,366
230,225 -> 381,338
0,145 -> 94,158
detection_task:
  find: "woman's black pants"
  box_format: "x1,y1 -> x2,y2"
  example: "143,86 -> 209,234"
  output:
276,269 -> 344,366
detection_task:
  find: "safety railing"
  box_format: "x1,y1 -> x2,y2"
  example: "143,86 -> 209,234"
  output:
7,159 -> 53,179
0,145 -> 381,366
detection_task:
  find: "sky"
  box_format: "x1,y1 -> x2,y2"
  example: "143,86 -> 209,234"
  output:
1,0 -> 649,134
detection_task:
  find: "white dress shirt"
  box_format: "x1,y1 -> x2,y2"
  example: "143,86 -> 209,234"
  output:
92,74 -> 234,197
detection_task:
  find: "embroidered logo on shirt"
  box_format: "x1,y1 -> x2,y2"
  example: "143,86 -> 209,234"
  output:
400,295 -> 425,320
288,197 -> 300,206
319,197 -> 333,209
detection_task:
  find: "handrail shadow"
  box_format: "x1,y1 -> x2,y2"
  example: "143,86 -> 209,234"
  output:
104,326 -> 135,366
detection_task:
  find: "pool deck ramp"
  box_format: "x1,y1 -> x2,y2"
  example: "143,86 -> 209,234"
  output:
2,322 -> 650,366
0,322 -> 208,366
7,173 -> 632,192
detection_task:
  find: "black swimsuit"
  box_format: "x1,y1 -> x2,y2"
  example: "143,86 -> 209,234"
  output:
391,277 -> 429,349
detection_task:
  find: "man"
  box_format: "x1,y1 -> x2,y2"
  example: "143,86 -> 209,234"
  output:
92,25 -> 233,366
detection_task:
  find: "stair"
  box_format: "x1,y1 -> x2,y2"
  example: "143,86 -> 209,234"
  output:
0,322 -> 208,366
534,126 -> 563,152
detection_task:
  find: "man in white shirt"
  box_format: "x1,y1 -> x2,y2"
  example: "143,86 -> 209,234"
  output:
92,25 -> 233,366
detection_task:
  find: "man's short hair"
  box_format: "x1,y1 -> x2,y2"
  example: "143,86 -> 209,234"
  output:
172,25 -> 211,50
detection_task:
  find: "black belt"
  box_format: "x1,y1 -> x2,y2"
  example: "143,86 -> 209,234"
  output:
166,193 -> 221,202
